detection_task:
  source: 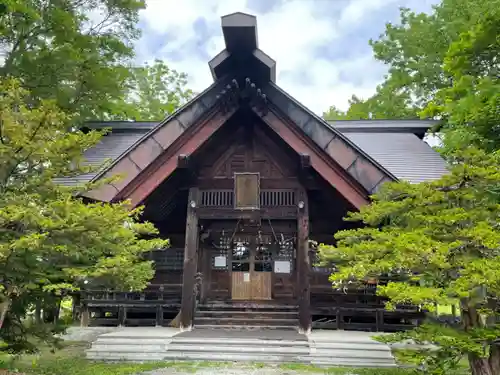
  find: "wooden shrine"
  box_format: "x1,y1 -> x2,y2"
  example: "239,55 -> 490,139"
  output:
74,12 -> 448,333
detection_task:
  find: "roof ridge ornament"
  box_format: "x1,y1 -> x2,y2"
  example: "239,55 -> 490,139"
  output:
208,13 -> 276,83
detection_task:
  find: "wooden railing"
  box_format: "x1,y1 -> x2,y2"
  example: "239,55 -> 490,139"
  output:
199,189 -> 297,208
80,286 -> 182,327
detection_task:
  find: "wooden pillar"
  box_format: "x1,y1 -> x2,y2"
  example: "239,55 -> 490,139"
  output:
297,189 -> 311,333
118,306 -> 126,326
180,188 -> 199,330
199,246 -> 211,304
80,303 -> 89,327
156,304 -> 164,327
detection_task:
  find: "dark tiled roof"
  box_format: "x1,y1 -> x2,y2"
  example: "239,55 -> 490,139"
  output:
55,120 -> 447,187
343,132 -> 448,183
54,131 -> 147,186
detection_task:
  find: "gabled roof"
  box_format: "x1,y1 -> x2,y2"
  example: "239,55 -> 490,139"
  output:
61,12 -> 448,207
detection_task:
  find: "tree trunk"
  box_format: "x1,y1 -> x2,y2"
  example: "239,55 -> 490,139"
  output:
489,344 -> 500,375
462,302 -> 497,375
0,298 -> 11,330
469,354 -> 495,375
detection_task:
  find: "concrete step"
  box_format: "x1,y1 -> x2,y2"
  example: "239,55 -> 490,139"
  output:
94,338 -> 171,345
90,344 -> 167,352
161,352 -> 303,363
87,351 -> 165,361
167,344 -> 310,355
194,317 -> 298,326
198,304 -> 298,313
172,337 -> 309,347
309,349 -> 393,360
308,359 -> 397,368
192,324 -> 298,330
196,310 -> 299,319
312,342 -> 392,351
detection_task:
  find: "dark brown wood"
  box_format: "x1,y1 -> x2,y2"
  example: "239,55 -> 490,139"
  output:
177,154 -> 190,169
180,188 -> 200,329
156,305 -> 163,326
300,153 -> 311,169
199,245 -> 211,304
251,107 -> 370,209
119,108 -> 237,207
297,189 -> 311,333
197,206 -> 297,220
234,172 -> 260,209
80,302 -> 89,327
118,306 -> 126,326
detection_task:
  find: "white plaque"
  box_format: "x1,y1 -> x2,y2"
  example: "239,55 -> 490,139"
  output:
243,272 -> 250,282
274,261 -> 291,274
214,256 -> 226,267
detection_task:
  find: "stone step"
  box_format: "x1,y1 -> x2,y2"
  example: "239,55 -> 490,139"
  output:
161,351 -> 304,363
308,359 -> 397,368
196,310 -> 299,319
198,304 -> 298,313
192,324 -> 298,330
90,344 -> 167,352
86,351 -> 165,361
312,342 -> 392,351
167,344 -> 310,355
194,317 -> 298,326
95,337 -> 171,344
309,349 -> 393,360
172,337 -> 309,347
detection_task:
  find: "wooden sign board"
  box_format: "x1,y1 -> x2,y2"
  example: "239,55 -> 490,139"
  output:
234,172 -> 260,210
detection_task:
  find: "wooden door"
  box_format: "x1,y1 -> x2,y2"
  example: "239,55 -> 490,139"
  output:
251,235 -> 273,300
230,233 -> 272,300
250,272 -> 272,299
231,236 -> 252,300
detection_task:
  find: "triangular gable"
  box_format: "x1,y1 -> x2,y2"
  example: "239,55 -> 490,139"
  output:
83,78 -> 232,203
82,11 -> 397,208
260,82 -> 396,193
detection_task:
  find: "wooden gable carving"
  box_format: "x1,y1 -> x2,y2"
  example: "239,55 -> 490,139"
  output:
199,127 -> 293,179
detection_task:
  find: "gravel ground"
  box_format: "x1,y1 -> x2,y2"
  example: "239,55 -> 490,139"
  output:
139,364 -> 360,375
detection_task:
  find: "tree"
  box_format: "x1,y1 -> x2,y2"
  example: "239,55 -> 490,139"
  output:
318,148 -> 500,375
0,78 -> 168,351
324,0 -> 500,150
323,82 -> 419,121
423,6 -> 500,153
107,59 -> 195,121
0,0 -> 145,120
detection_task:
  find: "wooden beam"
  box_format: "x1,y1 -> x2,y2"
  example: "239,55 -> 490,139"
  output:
299,153 -> 311,170
253,108 -> 369,209
177,154 -> 190,169
297,189 -> 311,333
179,188 -> 199,330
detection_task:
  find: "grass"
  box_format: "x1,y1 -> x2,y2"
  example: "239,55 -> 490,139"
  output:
279,363 -> 415,374
0,342 -> 421,375
0,342 -> 204,375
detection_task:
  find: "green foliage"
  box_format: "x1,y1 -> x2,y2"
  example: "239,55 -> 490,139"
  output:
0,78 -> 168,352
108,59 -> 195,121
323,82 -> 419,120
0,1 -> 193,123
0,0 -> 145,120
319,147 -> 500,374
325,0 -> 500,153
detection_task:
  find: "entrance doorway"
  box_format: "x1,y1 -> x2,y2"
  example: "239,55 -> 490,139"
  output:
231,233 -> 272,300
